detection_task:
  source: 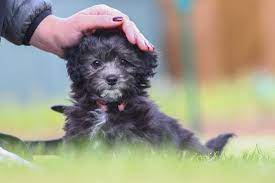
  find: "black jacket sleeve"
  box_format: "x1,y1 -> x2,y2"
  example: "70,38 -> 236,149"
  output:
0,0 -> 7,37
0,0 -> 52,45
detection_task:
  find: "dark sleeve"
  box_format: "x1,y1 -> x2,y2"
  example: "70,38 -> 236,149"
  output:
0,0 -> 7,37
1,0 -> 52,45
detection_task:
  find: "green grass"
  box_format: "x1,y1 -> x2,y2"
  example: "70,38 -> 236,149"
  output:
0,140 -> 275,183
0,101 -> 65,138
0,78 -> 274,183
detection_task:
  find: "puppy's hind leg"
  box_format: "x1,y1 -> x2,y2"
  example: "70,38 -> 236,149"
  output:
166,120 -> 212,155
206,133 -> 235,155
170,126 -> 212,155
182,135 -> 212,155
183,133 -> 234,156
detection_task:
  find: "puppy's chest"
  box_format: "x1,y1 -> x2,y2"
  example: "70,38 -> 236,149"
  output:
104,114 -> 145,133
95,113 -> 154,143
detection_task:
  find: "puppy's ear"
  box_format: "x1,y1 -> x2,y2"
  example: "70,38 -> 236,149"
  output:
64,36 -> 94,84
64,48 -> 83,84
140,51 -> 158,77
67,62 -> 83,83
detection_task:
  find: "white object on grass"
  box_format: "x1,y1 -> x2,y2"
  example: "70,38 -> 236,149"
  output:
0,146 -> 34,168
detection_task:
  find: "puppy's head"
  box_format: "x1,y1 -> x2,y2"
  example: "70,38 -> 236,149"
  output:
65,30 -> 157,109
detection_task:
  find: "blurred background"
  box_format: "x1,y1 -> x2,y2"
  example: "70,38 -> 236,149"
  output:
0,0 -> 274,140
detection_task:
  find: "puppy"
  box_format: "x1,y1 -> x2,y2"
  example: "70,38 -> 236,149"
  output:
0,30 -> 233,156
50,29 -> 234,155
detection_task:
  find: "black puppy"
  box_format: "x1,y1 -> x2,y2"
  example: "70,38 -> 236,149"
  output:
0,30 -> 233,156
50,29 -> 233,155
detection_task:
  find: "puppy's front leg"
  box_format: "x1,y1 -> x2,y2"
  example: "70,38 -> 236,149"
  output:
88,109 -> 108,140
64,109 -> 107,145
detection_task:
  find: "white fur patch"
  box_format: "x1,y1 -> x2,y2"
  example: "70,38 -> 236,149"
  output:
101,89 -> 122,102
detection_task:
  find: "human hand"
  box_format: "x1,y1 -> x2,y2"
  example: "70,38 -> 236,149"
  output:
30,4 -> 154,57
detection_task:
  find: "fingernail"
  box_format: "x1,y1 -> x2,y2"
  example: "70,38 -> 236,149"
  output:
144,41 -> 150,50
146,41 -> 155,51
149,42 -> 155,51
151,44 -> 155,51
113,16 -> 123,22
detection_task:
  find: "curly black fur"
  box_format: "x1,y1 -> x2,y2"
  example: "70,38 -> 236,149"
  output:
51,29 -> 234,155
0,30 -> 233,156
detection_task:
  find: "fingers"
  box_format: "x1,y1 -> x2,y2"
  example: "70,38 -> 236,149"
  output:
122,20 -> 154,51
132,22 -> 155,52
83,4 -> 128,19
80,4 -> 155,51
76,14 -> 124,31
136,33 -> 154,52
122,21 -> 136,45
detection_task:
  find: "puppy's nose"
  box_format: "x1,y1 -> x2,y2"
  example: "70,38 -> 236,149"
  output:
106,75 -> 118,86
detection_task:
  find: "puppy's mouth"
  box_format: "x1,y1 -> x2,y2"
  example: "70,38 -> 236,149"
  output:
96,99 -> 127,112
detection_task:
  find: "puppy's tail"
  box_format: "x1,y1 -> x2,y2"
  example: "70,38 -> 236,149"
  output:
51,105 -> 67,114
206,133 -> 235,155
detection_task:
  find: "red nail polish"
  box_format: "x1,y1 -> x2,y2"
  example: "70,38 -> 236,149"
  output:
113,16 -> 123,22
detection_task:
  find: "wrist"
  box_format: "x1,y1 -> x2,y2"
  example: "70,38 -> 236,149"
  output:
23,10 -> 52,45
30,15 -> 64,56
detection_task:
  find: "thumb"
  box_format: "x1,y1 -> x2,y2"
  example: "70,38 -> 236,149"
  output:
77,14 -> 123,31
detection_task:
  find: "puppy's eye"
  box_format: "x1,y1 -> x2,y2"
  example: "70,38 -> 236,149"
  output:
120,59 -> 132,67
91,60 -> 103,69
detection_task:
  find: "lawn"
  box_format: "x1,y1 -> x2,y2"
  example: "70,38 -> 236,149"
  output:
0,77 -> 274,183
0,139 -> 275,183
